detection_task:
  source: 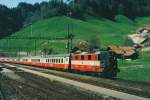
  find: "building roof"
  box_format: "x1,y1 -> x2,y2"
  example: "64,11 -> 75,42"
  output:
109,46 -> 135,56
128,34 -> 146,44
141,38 -> 150,44
143,27 -> 150,31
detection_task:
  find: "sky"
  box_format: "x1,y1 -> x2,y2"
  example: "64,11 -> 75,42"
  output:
0,0 -> 50,8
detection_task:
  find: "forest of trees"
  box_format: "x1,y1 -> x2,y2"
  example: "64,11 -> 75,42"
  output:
0,0 -> 150,37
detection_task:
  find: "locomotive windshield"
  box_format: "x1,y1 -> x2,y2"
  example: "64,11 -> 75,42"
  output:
100,51 -> 109,67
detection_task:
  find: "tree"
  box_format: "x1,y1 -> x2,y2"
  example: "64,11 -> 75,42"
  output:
88,36 -> 101,51
42,47 -> 54,55
117,4 -> 124,15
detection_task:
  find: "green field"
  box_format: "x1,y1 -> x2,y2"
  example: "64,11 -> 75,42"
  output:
0,15 -> 150,54
0,15 -> 150,83
118,51 -> 150,83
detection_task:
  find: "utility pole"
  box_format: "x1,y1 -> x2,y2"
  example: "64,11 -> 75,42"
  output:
66,11 -> 73,53
34,40 -> 37,56
67,24 -> 70,53
66,2 -> 74,70
30,23 -> 33,37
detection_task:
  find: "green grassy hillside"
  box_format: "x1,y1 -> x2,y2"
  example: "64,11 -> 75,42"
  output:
0,15 -> 150,54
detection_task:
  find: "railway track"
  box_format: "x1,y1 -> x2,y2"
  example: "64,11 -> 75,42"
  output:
0,63 -> 114,100
0,89 -> 5,100
9,81 -> 28,100
5,63 -> 150,98
0,73 -> 28,100
0,68 -> 71,100
0,74 -> 6,100
2,63 -> 150,99
9,76 -> 71,100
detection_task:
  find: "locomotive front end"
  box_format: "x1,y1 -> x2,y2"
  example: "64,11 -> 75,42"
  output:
100,51 -> 120,78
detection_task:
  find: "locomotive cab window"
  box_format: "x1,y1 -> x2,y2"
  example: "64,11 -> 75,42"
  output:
98,54 -> 100,60
88,55 -> 91,60
81,55 -> 84,60
75,56 -> 78,60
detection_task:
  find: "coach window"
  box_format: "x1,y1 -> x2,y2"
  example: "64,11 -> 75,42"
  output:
81,55 -> 84,60
61,59 -> 63,63
66,58 -> 68,61
88,55 -> 91,60
75,56 -> 78,60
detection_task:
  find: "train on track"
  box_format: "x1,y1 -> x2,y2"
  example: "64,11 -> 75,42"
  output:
0,50 -> 120,78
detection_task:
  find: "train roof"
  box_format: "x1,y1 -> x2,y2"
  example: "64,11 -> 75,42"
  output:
0,51 -> 109,59
2,54 -> 70,59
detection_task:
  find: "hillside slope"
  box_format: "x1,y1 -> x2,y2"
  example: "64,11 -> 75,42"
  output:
0,15 -> 150,54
